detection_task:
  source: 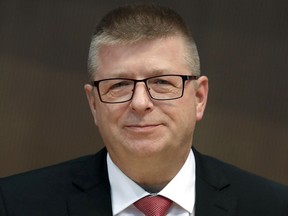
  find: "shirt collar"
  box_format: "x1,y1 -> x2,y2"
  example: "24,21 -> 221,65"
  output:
107,149 -> 196,215
159,149 -> 196,213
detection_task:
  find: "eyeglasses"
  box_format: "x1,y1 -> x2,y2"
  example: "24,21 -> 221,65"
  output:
91,74 -> 199,104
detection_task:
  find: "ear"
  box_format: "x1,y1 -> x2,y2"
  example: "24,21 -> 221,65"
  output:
195,76 -> 209,121
84,84 -> 98,126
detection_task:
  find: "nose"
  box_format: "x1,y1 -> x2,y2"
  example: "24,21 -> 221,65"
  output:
129,82 -> 154,114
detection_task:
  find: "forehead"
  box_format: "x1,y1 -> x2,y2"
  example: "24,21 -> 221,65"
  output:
96,36 -> 190,79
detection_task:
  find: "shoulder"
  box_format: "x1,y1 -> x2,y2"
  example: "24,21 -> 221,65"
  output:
0,154 -> 94,186
0,148 -> 107,185
0,154 -> 93,209
0,148 -> 108,199
193,148 -> 288,212
0,148 -> 108,215
0,148 -> 109,215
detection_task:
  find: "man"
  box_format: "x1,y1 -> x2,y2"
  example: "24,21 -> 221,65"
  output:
0,4 -> 287,216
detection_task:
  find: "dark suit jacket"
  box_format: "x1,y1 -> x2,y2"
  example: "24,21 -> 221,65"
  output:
0,147 -> 287,216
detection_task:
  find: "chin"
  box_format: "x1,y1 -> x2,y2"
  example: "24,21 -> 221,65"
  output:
126,140 -> 168,158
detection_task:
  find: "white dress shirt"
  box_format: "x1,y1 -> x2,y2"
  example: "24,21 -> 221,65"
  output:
107,149 -> 196,216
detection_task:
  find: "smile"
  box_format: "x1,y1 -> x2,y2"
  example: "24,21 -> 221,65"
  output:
124,124 -> 162,133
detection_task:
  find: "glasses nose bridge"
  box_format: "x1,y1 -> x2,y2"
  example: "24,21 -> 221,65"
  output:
131,78 -> 152,100
133,78 -> 150,91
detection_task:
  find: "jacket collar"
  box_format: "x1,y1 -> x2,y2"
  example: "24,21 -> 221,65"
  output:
193,148 -> 237,216
67,147 -> 237,216
67,148 -> 112,216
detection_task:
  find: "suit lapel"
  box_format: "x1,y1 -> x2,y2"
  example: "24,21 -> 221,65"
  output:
66,147 -> 238,216
67,148 -> 113,216
68,184 -> 112,216
193,148 -> 237,216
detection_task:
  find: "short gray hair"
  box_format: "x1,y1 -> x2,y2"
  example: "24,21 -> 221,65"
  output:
88,4 -> 200,80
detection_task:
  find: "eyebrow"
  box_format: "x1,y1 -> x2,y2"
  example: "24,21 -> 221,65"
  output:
108,69 -> 172,79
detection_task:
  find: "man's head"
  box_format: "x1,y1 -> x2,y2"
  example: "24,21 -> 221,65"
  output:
88,4 -> 200,81
84,4 -> 208,188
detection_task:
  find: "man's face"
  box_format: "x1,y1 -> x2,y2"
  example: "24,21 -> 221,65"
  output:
85,36 -> 208,166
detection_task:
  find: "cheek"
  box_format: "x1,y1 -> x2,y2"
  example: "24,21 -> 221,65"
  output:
175,99 -> 197,130
95,104 -> 126,129
162,99 -> 196,129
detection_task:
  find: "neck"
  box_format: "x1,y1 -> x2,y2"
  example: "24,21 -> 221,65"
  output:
139,182 -> 169,194
111,148 -> 190,193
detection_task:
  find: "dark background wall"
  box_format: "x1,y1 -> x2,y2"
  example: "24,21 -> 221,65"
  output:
0,0 -> 287,185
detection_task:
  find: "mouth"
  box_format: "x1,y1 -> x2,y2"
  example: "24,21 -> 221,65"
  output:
124,124 -> 162,133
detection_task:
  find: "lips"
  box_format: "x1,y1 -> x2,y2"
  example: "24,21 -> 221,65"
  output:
124,124 -> 162,132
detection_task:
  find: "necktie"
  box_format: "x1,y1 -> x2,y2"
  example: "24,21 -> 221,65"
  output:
134,195 -> 172,216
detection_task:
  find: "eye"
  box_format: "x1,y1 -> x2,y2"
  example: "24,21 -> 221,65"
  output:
109,80 -> 132,90
152,78 -> 172,85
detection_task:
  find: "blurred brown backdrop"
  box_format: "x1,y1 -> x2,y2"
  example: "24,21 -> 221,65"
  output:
0,0 -> 287,185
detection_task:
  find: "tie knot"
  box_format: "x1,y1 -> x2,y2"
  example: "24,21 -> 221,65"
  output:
134,195 -> 172,216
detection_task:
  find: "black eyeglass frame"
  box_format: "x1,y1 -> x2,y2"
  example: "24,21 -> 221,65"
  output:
91,74 -> 199,104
